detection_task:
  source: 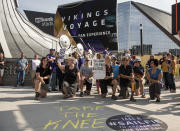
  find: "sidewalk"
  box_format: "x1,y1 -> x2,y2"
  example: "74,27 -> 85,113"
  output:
0,82 -> 180,131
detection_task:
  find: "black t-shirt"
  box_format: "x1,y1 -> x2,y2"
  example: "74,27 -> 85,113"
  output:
105,65 -> 113,77
36,66 -> 51,84
119,65 -> 132,86
133,66 -> 144,76
133,66 -> 144,81
0,58 -> 5,69
64,65 -> 79,84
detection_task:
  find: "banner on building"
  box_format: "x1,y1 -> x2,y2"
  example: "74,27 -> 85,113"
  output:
24,10 -> 55,36
56,0 -> 117,51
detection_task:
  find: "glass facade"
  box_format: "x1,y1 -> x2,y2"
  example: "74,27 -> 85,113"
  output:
117,2 -> 180,55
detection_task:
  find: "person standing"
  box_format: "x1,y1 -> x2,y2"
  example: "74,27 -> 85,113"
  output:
161,56 -> 169,90
79,58 -> 93,97
16,53 -> 28,87
34,57 -> 51,100
31,54 -> 40,88
0,53 -> 5,86
168,55 -> 176,93
147,59 -> 162,102
47,49 -> 57,91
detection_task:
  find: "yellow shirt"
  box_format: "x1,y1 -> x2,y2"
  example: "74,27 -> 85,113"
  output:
171,60 -> 175,74
161,61 -> 168,72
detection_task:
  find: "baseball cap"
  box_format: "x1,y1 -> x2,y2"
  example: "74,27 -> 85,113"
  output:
50,48 -> 55,51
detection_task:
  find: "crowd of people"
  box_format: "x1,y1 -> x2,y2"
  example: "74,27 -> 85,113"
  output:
0,49 -> 179,102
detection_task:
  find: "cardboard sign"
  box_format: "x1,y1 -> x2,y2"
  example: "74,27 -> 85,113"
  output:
58,48 -> 66,63
93,59 -> 106,79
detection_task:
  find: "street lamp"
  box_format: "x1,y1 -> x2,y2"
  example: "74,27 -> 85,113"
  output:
140,24 -> 143,56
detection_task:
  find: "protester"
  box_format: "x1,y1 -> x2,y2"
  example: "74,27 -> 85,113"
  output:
99,56 -> 118,100
34,57 -> 51,100
95,53 -> 102,94
133,58 -> 146,98
111,55 -> 120,92
129,55 -> 136,67
119,56 -> 136,102
168,55 -> 176,93
79,57 -> 93,97
31,54 -> 40,88
46,49 -> 57,91
103,48 -> 109,57
146,55 -> 154,68
177,55 -> 180,76
0,52 -> 5,85
16,53 -> 28,87
72,52 -> 79,69
58,57 -> 80,99
161,55 -> 169,90
147,59 -> 162,102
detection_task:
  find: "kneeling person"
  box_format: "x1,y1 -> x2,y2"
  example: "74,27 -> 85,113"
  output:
99,56 -> 117,100
80,58 -> 93,97
34,57 -> 51,100
58,57 -> 80,98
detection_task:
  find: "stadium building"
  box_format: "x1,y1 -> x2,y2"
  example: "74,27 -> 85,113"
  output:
54,0 -> 180,55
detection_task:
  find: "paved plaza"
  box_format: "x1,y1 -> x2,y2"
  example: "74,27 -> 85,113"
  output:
0,83 -> 180,131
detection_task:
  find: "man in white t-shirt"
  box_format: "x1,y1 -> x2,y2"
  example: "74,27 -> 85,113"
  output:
31,54 -> 40,88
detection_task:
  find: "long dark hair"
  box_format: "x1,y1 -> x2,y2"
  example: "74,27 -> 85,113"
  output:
40,57 -> 48,68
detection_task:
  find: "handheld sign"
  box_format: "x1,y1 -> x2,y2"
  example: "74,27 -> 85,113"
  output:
58,48 -> 66,63
93,59 -> 106,79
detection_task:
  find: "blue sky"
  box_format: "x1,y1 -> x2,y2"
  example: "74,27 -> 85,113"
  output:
19,0 -> 176,14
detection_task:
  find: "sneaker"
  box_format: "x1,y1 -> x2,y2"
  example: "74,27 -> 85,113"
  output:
111,95 -> 118,100
130,97 -> 136,102
156,98 -> 160,102
52,89 -> 58,91
47,88 -> 51,92
34,92 -> 40,100
141,94 -> 146,98
21,83 -> 24,86
165,88 -> 169,91
80,92 -> 84,97
170,90 -> 176,93
63,95 -> 70,99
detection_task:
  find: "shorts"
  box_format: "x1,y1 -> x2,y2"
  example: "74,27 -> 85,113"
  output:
83,80 -> 92,91
0,69 -> 4,77
135,81 -> 140,89
41,84 -> 48,91
63,81 -> 78,95
31,70 -> 36,79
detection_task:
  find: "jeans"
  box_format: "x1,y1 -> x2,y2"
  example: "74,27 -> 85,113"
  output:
50,72 -> 57,90
17,70 -> 26,85
163,72 -> 169,89
168,73 -> 176,90
56,70 -> 64,90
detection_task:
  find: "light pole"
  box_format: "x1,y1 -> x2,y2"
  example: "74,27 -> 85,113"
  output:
140,24 -> 143,56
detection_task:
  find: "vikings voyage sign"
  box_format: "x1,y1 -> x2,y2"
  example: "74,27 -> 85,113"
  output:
57,0 -> 117,51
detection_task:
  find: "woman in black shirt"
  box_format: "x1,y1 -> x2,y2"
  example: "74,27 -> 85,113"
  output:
58,57 -> 80,99
34,57 -> 51,100
0,53 -> 5,85
99,56 -> 118,100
